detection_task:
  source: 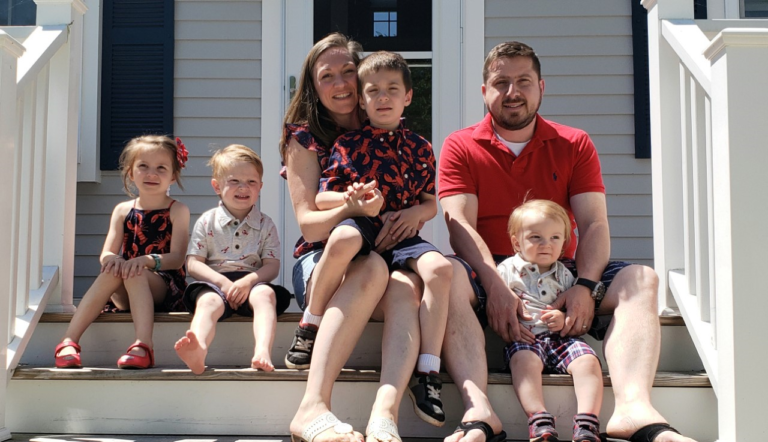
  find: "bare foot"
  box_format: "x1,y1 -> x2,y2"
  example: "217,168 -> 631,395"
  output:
443,410 -> 503,442
607,405 -> 698,442
290,405 -> 364,442
251,350 -> 275,371
174,330 -> 207,375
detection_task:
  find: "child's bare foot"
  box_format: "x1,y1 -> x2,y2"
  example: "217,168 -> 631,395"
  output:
174,330 -> 207,374
251,350 -> 275,371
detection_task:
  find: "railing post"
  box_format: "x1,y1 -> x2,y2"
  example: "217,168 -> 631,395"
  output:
704,28 -> 768,442
34,0 -> 87,313
0,30 -> 25,442
644,0 -> 693,312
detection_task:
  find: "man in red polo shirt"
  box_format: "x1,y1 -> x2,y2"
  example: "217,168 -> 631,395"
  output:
438,42 -> 695,442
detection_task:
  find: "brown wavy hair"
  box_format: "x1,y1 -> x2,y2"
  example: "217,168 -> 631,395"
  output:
279,33 -> 363,160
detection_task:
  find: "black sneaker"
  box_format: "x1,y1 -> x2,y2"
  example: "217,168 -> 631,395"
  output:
408,372 -> 445,427
285,324 -> 317,369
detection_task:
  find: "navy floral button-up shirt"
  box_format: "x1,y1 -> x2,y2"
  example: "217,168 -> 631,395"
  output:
319,120 -> 436,217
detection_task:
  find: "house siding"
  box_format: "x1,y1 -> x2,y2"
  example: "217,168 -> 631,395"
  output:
485,0 -> 653,266
74,1 -> 263,298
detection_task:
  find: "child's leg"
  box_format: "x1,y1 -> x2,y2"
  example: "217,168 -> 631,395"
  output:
510,350 -> 547,415
57,272 -> 126,356
175,290 -> 225,374
305,225 -> 363,318
567,354 -> 603,415
249,284 -> 278,371
122,270 -> 168,356
407,251 -> 452,368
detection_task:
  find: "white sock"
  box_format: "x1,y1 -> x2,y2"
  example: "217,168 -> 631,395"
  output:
417,353 -> 441,374
301,310 -> 323,329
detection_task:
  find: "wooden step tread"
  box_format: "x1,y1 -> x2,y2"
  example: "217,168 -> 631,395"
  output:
13,366 -> 710,387
39,312 -> 685,326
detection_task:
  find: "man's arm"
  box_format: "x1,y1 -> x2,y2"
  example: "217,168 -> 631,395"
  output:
441,194 -> 533,343
550,191 -> 611,336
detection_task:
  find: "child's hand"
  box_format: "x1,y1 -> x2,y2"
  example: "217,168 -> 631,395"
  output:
541,307 -> 565,332
121,256 -> 150,279
101,255 -> 124,277
226,278 -> 253,310
346,183 -> 383,217
388,207 -> 423,243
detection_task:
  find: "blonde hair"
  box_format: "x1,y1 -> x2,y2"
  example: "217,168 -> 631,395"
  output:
208,144 -> 263,179
507,199 -> 571,251
358,51 -> 412,92
279,33 -> 363,159
120,135 -> 184,197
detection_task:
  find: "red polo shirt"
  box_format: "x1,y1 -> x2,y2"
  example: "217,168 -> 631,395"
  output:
438,113 -> 605,259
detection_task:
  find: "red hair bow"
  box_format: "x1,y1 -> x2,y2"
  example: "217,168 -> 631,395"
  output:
175,137 -> 188,169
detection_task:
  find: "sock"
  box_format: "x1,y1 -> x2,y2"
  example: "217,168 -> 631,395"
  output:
417,353 -> 441,374
300,310 -> 322,329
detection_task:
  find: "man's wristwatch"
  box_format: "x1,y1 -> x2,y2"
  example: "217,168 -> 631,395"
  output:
575,277 -> 606,310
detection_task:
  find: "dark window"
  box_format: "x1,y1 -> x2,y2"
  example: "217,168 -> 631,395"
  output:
314,0 -> 431,52
745,0 -> 768,17
0,0 -> 36,25
631,1 -> 651,159
694,0 -> 708,19
403,61 -> 431,142
100,0 -> 174,170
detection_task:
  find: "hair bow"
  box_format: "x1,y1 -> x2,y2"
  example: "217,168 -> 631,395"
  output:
175,137 -> 189,169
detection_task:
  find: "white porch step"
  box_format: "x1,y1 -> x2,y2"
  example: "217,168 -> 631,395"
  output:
8,367 -> 716,441
8,312 -> 716,441
20,313 -> 704,372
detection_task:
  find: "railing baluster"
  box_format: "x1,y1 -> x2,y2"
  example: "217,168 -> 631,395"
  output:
16,83 -> 36,316
691,81 -> 711,323
29,64 -> 50,290
704,95 -> 716,347
680,66 -> 696,295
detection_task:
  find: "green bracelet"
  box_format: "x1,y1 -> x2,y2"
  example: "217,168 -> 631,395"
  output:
150,254 -> 161,271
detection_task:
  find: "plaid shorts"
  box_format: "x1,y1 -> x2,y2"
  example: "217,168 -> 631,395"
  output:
504,334 -> 599,374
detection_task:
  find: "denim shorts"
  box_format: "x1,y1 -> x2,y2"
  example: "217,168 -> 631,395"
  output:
291,250 -> 323,311
452,255 -> 632,340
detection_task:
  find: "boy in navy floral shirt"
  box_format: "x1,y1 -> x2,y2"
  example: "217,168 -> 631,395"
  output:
286,51 -> 451,427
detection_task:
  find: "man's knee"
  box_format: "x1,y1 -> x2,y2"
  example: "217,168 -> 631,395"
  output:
611,264 -> 659,307
448,259 -> 479,309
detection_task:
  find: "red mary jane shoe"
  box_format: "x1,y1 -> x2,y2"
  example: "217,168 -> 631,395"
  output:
54,341 -> 82,369
117,342 -> 155,369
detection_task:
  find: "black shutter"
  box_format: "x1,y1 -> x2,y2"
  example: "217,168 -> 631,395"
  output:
631,1 -> 651,159
100,0 -> 174,170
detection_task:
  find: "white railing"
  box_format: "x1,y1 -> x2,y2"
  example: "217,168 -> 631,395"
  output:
645,0 -> 768,440
0,1 -> 86,440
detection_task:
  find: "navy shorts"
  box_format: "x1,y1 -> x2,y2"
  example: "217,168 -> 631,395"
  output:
504,334 -> 600,374
333,217 -> 440,271
183,271 -> 291,320
450,255 -> 632,340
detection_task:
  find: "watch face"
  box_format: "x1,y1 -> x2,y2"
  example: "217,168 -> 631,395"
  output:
594,282 -> 606,300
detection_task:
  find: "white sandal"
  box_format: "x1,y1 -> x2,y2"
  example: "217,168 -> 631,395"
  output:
366,417 -> 402,442
291,412 -> 355,442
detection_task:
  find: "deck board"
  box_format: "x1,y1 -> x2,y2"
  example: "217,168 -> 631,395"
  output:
13,366 -> 710,387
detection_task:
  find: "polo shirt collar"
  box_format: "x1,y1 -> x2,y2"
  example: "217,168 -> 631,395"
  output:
511,253 -> 559,279
215,201 -> 261,230
473,113 -> 558,156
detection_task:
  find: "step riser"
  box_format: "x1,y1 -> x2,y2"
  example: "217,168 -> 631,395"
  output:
24,323 -> 704,371
7,380 -> 718,441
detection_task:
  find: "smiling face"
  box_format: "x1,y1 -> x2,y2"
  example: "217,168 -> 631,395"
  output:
359,68 -> 412,131
312,47 -> 360,123
482,56 -> 544,141
128,146 -> 176,197
511,212 -> 567,272
212,162 -> 263,220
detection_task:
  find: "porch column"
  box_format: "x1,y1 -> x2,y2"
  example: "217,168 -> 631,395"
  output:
34,0 -> 87,312
644,0 -> 693,311
0,30 -> 25,442
704,28 -> 768,442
